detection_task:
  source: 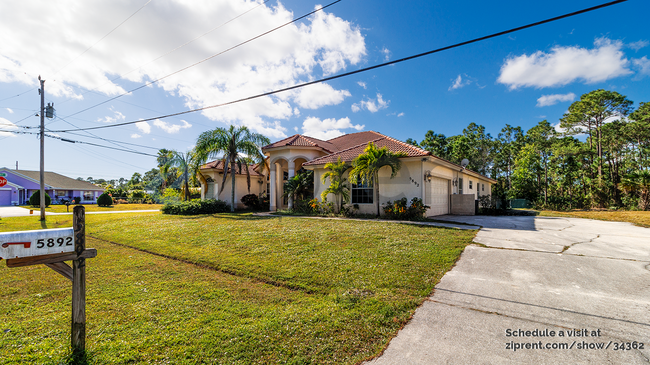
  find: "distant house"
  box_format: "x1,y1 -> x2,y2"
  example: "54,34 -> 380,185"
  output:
0,168 -> 104,206
198,131 -> 496,216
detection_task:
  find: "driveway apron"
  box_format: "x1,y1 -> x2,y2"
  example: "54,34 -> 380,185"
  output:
368,215 -> 650,364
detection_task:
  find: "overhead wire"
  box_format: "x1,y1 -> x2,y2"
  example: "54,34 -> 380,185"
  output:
0,128 -> 157,157
61,0 -> 342,119
50,0 -> 628,134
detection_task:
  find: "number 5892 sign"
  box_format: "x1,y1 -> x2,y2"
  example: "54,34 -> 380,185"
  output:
0,228 -> 75,260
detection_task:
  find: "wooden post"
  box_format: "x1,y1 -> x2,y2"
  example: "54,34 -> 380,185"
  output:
71,206 -> 86,354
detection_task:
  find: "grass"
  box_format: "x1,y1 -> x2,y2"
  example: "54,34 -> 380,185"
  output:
539,209 -> 650,228
0,213 -> 475,364
18,204 -> 162,213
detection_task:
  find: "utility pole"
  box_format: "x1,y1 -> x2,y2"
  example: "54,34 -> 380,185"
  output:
39,76 -> 45,221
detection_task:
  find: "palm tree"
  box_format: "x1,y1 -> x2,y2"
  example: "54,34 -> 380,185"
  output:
169,150 -> 197,201
620,171 -> 650,210
194,125 -> 270,212
320,157 -> 350,213
157,149 -> 174,192
283,170 -> 314,204
348,142 -> 406,217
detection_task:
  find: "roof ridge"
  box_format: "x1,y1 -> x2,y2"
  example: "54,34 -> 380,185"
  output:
325,130 -> 384,143
304,136 -> 387,165
382,135 -> 431,156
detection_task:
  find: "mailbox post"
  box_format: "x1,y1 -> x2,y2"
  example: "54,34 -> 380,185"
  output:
0,206 -> 95,355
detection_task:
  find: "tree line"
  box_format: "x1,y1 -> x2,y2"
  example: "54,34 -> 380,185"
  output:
405,89 -> 650,210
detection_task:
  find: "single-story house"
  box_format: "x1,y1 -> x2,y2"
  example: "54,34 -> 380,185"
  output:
0,168 -> 105,206
198,131 -> 496,216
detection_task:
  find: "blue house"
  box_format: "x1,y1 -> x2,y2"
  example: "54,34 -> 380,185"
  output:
0,168 -> 104,206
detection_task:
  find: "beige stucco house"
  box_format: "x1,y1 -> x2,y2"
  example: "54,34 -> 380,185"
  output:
198,131 -> 495,216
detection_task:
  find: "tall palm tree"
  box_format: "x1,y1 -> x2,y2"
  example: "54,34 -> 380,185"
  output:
320,157 -> 350,213
194,125 -> 270,212
169,150 -> 197,201
348,142 -> 406,217
157,149 -> 174,192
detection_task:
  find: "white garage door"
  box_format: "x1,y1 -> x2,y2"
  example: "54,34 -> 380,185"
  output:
427,177 -> 449,216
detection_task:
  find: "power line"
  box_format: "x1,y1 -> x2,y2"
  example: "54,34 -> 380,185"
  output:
61,0 -> 342,119
0,129 -> 157,157
53,0 -> 154,77
57,130 -> 161,150
50,0 -> 627,134
55,0 -> 271,106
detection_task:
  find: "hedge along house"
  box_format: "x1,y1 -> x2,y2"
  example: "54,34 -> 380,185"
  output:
261,131 -> 496,216
0,168 -> 105,206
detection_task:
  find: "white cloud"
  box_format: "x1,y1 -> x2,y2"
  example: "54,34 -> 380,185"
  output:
351,93 -> 389,113
0,1 -> 366,139
381,47 -> 391,61
97,108 -> 125,123
633,57 -> 650,78
293,83 -> 350,109
6,108 -> 13,114
0,117 -> 18,137
448,74 -> 471,91
301,116 -> 364,140
357,81 -> 367,89
153,119 -> 192,134
498,38 -> 632,89
536,93 -> 576,107
629,40 -> 649,51
130,133 -> 141,139
135,120 -> 151,134
397,112 -> 404,117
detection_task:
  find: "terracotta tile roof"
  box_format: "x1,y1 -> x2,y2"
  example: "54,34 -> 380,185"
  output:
200,160 -> 264,176
302,134 -> 431,166
325,131 -> 385,151
8,169 -> 104,190
262,134 -> 337,153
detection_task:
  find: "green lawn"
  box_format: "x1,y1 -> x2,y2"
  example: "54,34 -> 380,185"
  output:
0,213 -> 475,364
19,204 -> 162,213
539,210 -> 650,228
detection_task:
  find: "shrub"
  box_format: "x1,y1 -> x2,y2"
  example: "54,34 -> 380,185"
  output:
97,192 -> 113,207
383,197 -> 428,220
73,197 -> 81,204
162,199 -> 230,215
128,190 -> 146,203
115,199 -> 127,204
29,192 -> 51,207
241,194 -> 260,210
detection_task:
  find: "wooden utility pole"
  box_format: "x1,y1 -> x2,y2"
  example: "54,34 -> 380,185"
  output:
72,206 -> 86,354
39,76 -> 45,221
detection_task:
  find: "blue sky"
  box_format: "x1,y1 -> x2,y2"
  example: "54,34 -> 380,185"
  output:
0,0 -> 647,180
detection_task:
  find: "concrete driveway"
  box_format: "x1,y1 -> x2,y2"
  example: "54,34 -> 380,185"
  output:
368,215 -> 650,364
0,206 -> 38,218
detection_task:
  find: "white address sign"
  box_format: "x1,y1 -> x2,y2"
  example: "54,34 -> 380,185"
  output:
0,228 -> 75,260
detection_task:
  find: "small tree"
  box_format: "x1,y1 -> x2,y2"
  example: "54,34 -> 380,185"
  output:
29,192 -> 51,207
349,142 -> 406,217
97,192 -> 113,207
320,157 -> 350,213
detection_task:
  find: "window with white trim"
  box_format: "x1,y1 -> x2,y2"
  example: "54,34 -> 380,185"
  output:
351,180 -> 373,204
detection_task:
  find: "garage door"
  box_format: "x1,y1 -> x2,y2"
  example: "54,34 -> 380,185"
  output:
427,177 -> 449,216
0,190 -> 12,206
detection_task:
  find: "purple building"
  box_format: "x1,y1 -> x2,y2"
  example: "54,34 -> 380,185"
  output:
0,168 -> 104,206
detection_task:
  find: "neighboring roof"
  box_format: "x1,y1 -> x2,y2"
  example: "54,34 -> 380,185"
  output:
262,134 -> 337,153
303,133 -> 431,166
200,160 -> 264,176
2,169 -> 104,190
